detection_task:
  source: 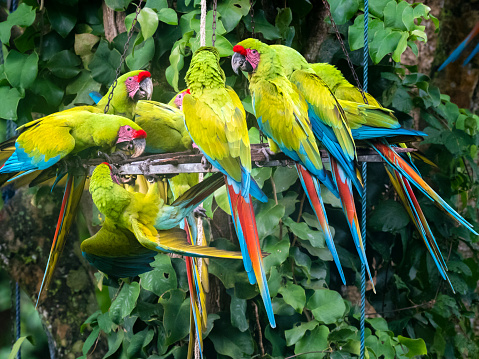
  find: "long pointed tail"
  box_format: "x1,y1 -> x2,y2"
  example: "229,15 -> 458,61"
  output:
36,174 -> 87,306
385,166 -> 454,291
439,23 -> 479,70
371,142 -> 477,235
185,219 -> 206,359
295,164 -> 346,284
226,180 -> 276,328
330,157 -> 376,293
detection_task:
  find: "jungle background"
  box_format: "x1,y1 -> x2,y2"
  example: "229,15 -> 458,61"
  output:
0,0 -> 478,358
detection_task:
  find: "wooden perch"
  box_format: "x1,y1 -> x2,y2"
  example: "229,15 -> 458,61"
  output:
84,144 -> 417,176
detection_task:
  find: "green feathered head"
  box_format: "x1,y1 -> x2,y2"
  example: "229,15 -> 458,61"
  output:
185,47 -> 226,91
231,38 -> 272,74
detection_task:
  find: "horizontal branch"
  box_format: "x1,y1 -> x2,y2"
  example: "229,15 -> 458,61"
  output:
84,144 -> 416,175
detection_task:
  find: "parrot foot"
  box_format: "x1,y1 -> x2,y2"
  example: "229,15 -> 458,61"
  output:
139,158 -> 153,175
193,207 -> 207,218
119,174 -> 136,185
255,147 -> 275,167
111,151 -> 129,161
97,150 -> 113,164
201,156 -> 212,171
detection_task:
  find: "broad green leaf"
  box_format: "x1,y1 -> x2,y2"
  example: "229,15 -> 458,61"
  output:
285,320 -> 319,346
275,8 -> 293,37
278,282 -> 306,313
328,0 -> 359,25
82,327 -> 100,355
251,167 -> 272,188
0,86 -> 23,120
4,50 -> 38,89
146,0 -> 168,11
126,37 -> 155,69
217,0 -> 250,32
0,4 -> 36,44
48,7 -> 77,38
272,166 -> 298,192
255,200 -> 285,239
307,289 -> 346,324
383,1 -> 410,31
230,295 -> 248,332
158,289 -> 191,345
283,217 -> 325,248
103,330 -> 124,358
294,325 -> 330,359
243,10 -> 281,40
46,50 -> 81,79
263,237 -> 290,271
392,86 -> 413,113
213,185 -> 231,215
109,282 -> 141,324
105,0 -> 132,11
74,33 -> 100,65
209,318 -> 255,358
89,40 -> 122,85
265,325 -> 287,357
369,199 -> 410,232
97,312 -> 113,334
139,255 -> 177,296
138,7 -> 159,40
392,31 -> 409,62
127,328 -> 155,358
209,239 -> 247,289
397,335 -> 427,357
158,8 -> 179,25
65,70 -> 101,106
369,0 -> 391,18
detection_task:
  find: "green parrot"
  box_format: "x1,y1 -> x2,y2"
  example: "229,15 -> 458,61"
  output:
83,163 -> 243,268
182,46 -> 275,328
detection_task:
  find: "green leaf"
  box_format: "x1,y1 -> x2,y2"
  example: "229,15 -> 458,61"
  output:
397,335 -> 427,357
97,312 -> 113,334
105,0 -> 132,11
209,318 -> 255,358
217,0 -> 250,32
30,77 -> 64,107
243,10 -> 281,40
46,50 -> 81,79
127,328 -> 155,358
158,289 -> 190,345
0,86 -> 23,120
103,330 -> 124,358
230,295 -> 249,332
146,0 -> 168,12
307,289 -> 346,324
48,7 -> 77,38
127,37 -> 155,70
89,40 -> 122,85
138,7 -> 159,40
74,33 -> 100,67
251,166 -> 272,188
278,282 -> 306,313
392,86 -> 413,113
255,200 -> 285,239
383,1 -> 410,31
283,217 -> 326,248
213,185 -> 231,215
4,50 -> 38,89
285,320 -> 319,346
65,70 -> 101,106
369,0 -> 390,18
209,239 -> 246,289
369,199 -> 409,232
263,237 -> 290,271
272,166 -> 298,192
294,325 -> 330,359
158,8 -> 179,25
329,0 -> 359,25
0,4 -> 36,44
275,7 -> 293,36
82,326 -> 100,355
392,31 -> 409,62
139,255 -> 177,296
8,336 -> 31,359
109,281 -> 141,324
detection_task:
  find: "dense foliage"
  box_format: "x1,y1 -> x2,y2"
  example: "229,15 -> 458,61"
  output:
1,0 -> 478,358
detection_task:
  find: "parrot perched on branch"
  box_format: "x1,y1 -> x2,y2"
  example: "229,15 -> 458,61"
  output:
82,165 -> 240,275
182,46 -> 275,328
232,39 -> 376,289
309,62 -> 478,287
0,106 -> 149,304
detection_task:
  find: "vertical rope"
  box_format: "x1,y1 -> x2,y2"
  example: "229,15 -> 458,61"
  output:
15,282 -> 21,359
360,1 -> 369,358
199,0 -> 207,47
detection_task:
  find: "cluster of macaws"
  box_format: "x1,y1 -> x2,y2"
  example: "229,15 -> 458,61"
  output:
1,38 -> 476,358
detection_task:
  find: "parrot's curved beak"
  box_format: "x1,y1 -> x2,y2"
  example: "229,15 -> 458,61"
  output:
232,52 -> 253,74
137,77 -> 153,101
131,137 -> 146,158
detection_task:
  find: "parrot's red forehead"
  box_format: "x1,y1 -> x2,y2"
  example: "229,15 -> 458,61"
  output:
101,162 -> 112,170
138,71 -> 151,83
233,45 -> 247,56
185,89 -> 191,94
134,129 -> 147,139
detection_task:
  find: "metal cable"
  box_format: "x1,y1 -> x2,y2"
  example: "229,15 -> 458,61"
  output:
15,282 -> 21,359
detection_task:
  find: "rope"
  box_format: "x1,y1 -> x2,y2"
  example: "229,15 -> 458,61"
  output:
15,282 -> 21,359
360,0 -> 370,358
200,0 -> 207,47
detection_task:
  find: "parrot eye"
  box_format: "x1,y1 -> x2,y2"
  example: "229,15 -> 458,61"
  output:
127,127 -> 131,131
251,49 -> 257,54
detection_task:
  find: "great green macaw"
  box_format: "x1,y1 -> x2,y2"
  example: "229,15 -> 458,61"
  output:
182,46 -> 275,328
0,106 -> 148,303
232,39 -> 367,288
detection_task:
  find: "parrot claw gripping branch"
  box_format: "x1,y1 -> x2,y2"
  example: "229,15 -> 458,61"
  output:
2,2 -> 476,359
